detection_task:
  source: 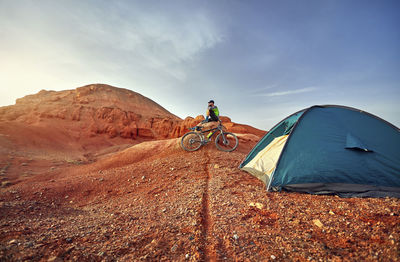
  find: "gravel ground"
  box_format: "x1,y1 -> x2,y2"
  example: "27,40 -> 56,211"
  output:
0,142 -> 399,261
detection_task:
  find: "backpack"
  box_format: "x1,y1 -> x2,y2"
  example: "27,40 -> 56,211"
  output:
209,106 -> 219,121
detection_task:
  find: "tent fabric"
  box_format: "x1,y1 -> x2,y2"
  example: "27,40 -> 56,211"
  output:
240,105 -> 400,198
240,135 -> 288,184
345,133 -> 372,152
240,110 -> 304,168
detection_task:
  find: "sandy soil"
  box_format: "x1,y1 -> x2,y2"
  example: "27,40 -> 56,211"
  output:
0,137 -> 399,261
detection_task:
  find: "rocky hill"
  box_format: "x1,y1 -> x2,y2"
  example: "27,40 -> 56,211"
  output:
0,84 -> 264,158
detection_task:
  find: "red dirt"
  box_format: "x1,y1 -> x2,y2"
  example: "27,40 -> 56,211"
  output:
0,85 -> 399,261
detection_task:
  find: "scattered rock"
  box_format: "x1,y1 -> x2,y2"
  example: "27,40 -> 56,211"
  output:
25,241 -> 34,248
249,202 -> 264,209
47,256 -> 62,262
8,239 -> 17,245
171,244 -> 178,252
65,237 -> 73,243
313,219 -> 324,229
2,181 -> 12,187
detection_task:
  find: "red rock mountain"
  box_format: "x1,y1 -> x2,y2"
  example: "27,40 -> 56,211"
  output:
0,84 -> 264,157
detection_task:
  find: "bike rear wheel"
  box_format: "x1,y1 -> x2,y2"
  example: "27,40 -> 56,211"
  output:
215,132 -> 238,152
181,132 -> 203,151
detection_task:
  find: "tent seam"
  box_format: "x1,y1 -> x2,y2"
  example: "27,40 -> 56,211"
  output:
267,105 -> 317,191
238,108 -> 307,168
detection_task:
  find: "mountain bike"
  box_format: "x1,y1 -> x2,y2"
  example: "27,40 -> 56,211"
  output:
181,123 -> 239,152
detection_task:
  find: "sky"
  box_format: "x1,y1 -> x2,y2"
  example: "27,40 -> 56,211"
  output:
0,0 -> 399,130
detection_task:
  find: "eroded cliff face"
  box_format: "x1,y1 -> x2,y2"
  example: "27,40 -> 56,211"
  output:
0,84 -> 264,155
0,84 -> 182,139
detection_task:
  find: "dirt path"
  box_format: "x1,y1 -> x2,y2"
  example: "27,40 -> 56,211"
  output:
200,150 -> 217,261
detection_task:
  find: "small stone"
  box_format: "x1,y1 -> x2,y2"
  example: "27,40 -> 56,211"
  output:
185,254 -> 190,259
8,239 -> 17,245
233,234 -> 239,240
313,219 -> 324,229
65,238 -> 72,243
249,202 -> 264,209
47,256 -> 62,262
162,208 -> 167,212
329,210 -> 335,215
142,176 -> 145,180
171,244 -> 178,252
21,163 -> 28,166
99,178 -> 104,182
25,241 -> 34,248
214,164 -> 220,169
271,255 -> 276,260
1,181 -> 11,187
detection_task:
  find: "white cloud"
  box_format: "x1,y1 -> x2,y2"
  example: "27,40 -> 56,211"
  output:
263,87 -> 317,97
66,6 -> 224,82
0,1 -> 225,106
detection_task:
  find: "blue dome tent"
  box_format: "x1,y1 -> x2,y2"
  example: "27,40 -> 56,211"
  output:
239,105 -> 400,198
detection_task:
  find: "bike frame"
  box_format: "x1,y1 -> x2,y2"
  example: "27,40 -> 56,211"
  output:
199,125 -> 226,141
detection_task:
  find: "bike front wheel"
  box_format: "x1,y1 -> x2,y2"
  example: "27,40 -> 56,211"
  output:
181,132 -> 203,151
215,132 -> 238,152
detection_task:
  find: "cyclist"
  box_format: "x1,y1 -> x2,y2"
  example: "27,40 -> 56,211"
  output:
195,100 -> 220,141
205,100 -> 219,122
